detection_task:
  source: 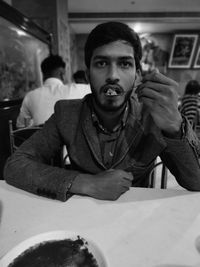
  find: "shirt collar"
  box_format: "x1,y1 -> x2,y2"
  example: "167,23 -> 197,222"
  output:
44,78 -> 63,86
91,101 -> 129,134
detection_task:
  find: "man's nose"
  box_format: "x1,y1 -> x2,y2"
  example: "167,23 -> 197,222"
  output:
106,64 -> 120,83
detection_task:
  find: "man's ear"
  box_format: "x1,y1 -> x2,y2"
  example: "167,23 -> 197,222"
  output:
85,69 -> 90,83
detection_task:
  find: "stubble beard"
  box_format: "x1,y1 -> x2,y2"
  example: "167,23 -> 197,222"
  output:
92,90 -> 132,112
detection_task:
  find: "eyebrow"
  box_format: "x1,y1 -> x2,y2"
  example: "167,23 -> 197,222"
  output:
92,55 -> 134,60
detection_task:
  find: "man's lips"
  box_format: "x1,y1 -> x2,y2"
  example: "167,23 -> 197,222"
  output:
101,85 -> 123,96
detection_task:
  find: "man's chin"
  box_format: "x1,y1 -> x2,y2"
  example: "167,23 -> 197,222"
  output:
92,94 -> 128,111
99,101 -> 126,112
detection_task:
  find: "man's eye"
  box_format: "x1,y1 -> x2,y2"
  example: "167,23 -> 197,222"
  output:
95,61 -> 107,68
119,61 -> 133,68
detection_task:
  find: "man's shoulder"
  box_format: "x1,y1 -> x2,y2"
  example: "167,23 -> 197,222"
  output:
54,97 -> 87,115
55,98 -> 84,107
24,87 -> 42,98
53,97 -> 90,126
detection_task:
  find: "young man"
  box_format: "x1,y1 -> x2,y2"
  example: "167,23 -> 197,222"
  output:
4,22 -> 200,201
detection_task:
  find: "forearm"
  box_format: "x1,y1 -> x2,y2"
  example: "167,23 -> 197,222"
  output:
4,148 -> 80,201
71,169 -> 133,201
70,173 -> 93,196
4,115 -> 81,201
161,136 -> 200,190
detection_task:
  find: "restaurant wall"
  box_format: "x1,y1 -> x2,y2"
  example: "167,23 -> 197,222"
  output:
12,0 -> 72,83
70,34 -> 87,73
73,32 -> 200,97
12,0 -> 57,46
146,33 -> 200,96
0,1 -> 51,178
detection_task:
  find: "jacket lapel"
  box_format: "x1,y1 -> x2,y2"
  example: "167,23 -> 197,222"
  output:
68,97 -> 106,170
82,115 -> 105,168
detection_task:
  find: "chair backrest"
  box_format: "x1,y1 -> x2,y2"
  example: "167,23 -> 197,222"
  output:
0,104 -> 21,178
8,120 -> 63,167
9,120 -> 42,154
148,161 -> 168,189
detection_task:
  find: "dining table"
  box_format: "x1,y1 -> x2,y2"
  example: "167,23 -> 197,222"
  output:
0,180 -> 200,267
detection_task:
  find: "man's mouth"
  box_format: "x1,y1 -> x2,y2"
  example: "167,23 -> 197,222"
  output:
103,86 -> 123,96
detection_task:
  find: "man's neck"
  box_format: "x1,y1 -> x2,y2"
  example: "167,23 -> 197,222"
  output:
92,99 -> 127,132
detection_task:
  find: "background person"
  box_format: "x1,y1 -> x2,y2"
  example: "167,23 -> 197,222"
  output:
73,70 -> 88,84
66,70 -> 91,100
179,80 -> 200,127
16,54 -> 67,128
17,56 -> 91,128
4,21 -> 200,202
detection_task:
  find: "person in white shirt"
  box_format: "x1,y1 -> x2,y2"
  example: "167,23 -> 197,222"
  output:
16,55 -> 91,128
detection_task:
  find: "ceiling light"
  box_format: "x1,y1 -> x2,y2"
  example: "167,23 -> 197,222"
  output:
128,23 -> 142,33
10,27 -> 27,36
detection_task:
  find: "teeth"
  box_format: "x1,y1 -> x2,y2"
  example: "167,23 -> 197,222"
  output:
105,88 -> 118,96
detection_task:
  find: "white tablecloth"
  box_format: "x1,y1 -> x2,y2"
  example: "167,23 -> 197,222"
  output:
0,181 -> 200,267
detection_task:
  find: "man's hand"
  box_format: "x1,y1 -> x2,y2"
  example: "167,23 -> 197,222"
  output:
71,169 -> 133,200
136,70 -> 182,135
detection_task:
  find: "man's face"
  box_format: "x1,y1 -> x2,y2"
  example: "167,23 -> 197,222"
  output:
88,40 -> 138,111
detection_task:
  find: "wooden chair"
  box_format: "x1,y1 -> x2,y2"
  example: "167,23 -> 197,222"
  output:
148,160 -> 168,189
0,104 -> 21,178
8,120 -> 42,154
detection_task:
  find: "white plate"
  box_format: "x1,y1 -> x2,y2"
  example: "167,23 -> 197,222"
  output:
0,230 -> 109,267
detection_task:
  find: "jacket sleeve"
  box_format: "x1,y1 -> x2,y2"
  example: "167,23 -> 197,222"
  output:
160,118 -> 200,190
4,110 -> 80,202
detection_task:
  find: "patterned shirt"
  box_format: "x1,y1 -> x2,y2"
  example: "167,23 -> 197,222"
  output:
179,94 -> 200,127
91,104 -> 129,168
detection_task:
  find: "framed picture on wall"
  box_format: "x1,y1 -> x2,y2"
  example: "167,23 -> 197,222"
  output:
193,46 -> 200,68
168,34 -> 198,68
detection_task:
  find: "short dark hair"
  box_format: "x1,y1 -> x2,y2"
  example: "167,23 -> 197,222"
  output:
84,21 -> 142,71
41,55 -> 66,77
73,70 -> 88,83
185,80 -> 200,95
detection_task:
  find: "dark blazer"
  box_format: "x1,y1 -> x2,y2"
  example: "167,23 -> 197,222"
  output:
4,94 -> 200,201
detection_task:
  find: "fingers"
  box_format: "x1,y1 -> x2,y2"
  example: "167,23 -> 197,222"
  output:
138,81 -> 169,93
136,85 -> 162,110
143,70 -> 178,87
115,170 -> 133,188
137,77 -> 178,96
117,179 -> 131,195
135,70 -> 178,97
122,171 -> 133,182
121,179 -> 132,189
121,186 -> 130,194
107,169 -> 133,181
136,71 -> 179,109
104,169 -> 133,189
121,172 -> 133,189
137,85 -> 178,108
137,84 -> 162,99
